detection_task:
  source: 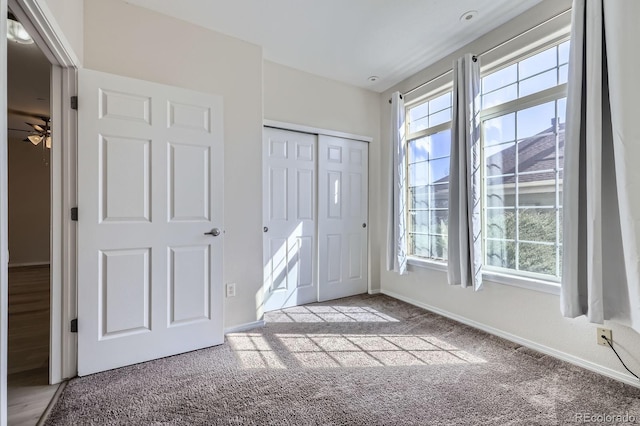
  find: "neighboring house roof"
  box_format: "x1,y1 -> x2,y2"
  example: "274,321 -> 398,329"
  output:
430,122 -> 565,188
487,122 -> 565,185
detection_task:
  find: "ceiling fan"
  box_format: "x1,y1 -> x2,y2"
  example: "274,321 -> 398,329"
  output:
8,109 -> 51,149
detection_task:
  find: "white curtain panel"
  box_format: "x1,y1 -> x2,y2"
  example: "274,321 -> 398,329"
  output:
448,54 -> 482,290
386,92 -> 407,274
562,0 -> 640,332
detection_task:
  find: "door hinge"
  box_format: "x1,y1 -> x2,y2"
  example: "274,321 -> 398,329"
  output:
70,95 -> 78,110
71,207 -> 78,221
70,318 -> 78,333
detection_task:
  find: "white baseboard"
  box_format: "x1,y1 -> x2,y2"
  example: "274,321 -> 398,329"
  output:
368,289 -> 381,295
9,261 -> 50,268
225,320 -> 266,334
381,289 -> 640,389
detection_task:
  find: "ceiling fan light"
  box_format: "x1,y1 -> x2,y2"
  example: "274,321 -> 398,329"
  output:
7,18 -> 33,44
28,134 -> 42,145
45,136 -> 52,149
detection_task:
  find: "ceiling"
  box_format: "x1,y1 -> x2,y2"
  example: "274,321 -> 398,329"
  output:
125,0 -> 543,92
7,31 -> 51,141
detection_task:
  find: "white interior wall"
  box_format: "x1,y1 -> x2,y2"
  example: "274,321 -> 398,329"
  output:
378,0 -> 640,386
263,61 -> 382,292
83,0 -> 263,329
7,137 -> 50,265
36,0 -> 83,64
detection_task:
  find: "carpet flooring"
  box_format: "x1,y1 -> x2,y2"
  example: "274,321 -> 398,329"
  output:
45,294 -> 640,425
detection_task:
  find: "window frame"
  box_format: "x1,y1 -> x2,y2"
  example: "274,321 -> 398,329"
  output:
479,83 -> 567,283
405,88 -> 453,266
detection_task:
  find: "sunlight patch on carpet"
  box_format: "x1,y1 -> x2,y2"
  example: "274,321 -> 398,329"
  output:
226,332 -> 486,369
266,305 -> 400,323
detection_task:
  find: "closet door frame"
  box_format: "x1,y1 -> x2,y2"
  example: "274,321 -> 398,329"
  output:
262,120 -> 372,307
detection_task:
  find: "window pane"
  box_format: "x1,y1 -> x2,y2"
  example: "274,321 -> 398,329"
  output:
429,108 -> 451,127
410,234 -> 430,258
516,101 -> 555,140
519,208 -> 556,242
518,136 -> 558,175
559,208 -> 563,239
431,210 -> 448,234
486,176 -> 515,208
486,240 -> 516,269
558,41 -> 570,65
484,113 -> 515,146
518,173 -> 557,207
557,98 -> 567,125
429,157 -> 449,183
430,92 -> 451,113
482,64 -> 517,93
486,208 -> 515,239
409,161 -> 428,187
429,129 -> 451,158
409,102 -> 428,123
485,143 -> 515,176
410,116 -> 428,133
519,47 -> 557,79
482,84 -> 517,109
431,183 -> 449,209
430,235 -> 448,261
410,210 -> 429,234
518,242 -> 556,275
409,137 -> 429,163
409,186 -> 429,210
558,64 -> 568,85
519,69 -> 557,97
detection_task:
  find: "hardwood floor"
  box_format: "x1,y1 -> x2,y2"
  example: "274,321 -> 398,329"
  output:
7,265 -> 58,425
8,265 -> 50,374
8,368 -> 60,426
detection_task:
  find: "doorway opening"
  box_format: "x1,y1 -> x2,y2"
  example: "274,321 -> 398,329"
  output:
6,10 -> 59,424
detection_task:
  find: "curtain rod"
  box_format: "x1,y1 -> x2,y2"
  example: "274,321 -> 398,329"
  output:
389,8 -> 572,103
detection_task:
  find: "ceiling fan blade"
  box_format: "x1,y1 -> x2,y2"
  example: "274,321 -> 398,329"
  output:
9,108 -> 50,121
26,122 -> 46,132
9,127 -> 34,133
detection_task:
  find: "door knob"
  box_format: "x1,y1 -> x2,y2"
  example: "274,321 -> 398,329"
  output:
263,227 -> 269,232
204,228 -> 221,237
362,223 -> 367,228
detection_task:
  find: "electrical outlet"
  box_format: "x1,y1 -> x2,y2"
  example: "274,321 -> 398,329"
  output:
226,283 -> 236,298
597,327 -> 612,346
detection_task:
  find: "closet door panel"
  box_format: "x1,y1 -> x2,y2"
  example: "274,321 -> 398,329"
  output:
318,136 -> 368,301
262,128 -> 317,311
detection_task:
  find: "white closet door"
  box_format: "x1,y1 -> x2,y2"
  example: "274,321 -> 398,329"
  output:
318,135 -> 368,301
262,128 -> 317,311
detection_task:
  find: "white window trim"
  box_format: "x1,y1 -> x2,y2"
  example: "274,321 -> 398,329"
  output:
407,256 -> 560,295
478,53 -> 568,285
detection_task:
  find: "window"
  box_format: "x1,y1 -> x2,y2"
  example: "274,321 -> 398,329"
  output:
405,39 -> 568,282
406,92 -> 452,261
481,41 -> 568,280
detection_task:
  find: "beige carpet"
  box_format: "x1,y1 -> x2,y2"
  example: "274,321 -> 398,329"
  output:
45,294 -> 640,425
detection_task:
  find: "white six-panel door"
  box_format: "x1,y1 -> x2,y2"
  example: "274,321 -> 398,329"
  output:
318,135 -> 369,301
262,128 -> 317,311
77,69 -> 224,376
